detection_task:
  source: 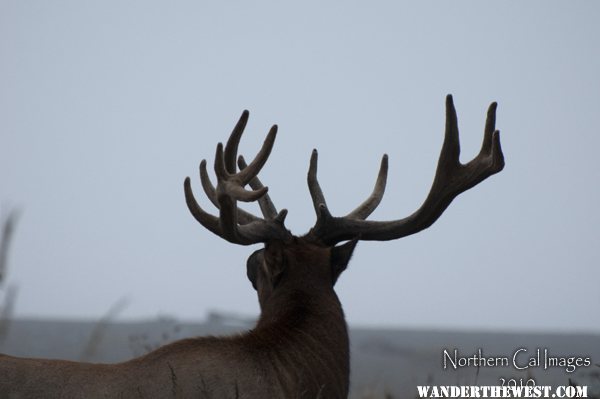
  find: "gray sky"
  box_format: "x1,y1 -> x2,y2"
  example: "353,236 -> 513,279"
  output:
1,1 -> 599,332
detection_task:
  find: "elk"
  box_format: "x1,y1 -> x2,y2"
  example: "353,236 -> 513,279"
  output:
0,95 -> 504,398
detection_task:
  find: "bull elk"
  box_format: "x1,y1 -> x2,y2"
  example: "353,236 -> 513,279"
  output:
0,95 -> 504,398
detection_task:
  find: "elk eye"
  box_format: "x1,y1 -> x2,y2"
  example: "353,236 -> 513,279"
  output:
246,249 -> 264,290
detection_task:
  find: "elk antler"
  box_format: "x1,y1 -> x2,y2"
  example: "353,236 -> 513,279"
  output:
306,95 -> 504,245
184,111 -> 291,245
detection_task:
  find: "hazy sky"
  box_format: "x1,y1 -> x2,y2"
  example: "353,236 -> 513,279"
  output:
1,1 -> 599,332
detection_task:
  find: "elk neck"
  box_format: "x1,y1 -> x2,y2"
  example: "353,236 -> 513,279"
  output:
252,263 -> 350,377
257,280 -> 348,337
250,279 -> 350,396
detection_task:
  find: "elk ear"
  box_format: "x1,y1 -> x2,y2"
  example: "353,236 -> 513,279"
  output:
330,237 -> 359,285
246,249 -> 264,290
263,242 -> 286,288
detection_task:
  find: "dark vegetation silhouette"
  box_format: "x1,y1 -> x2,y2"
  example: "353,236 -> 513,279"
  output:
0,95 -> 504,398
0,208 -> 19,343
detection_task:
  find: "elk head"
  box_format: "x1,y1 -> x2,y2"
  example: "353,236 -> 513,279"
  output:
184,95 -> 504,311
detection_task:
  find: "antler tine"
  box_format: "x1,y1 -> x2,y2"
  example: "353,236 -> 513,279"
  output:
306,94 -> 505,245
479,101 -> 504,169
185,111 -> 291,245
307,149 -> 330,216
199,160 -> 261,224
346,154 -> 388,220
481,102 -> 496,155
236,125 -> 278,185
223,110 -> 249,174
440,94 -> 461,168
199,159 -> 219,208
238,155 -> 278,219
184,177 -> 223,236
